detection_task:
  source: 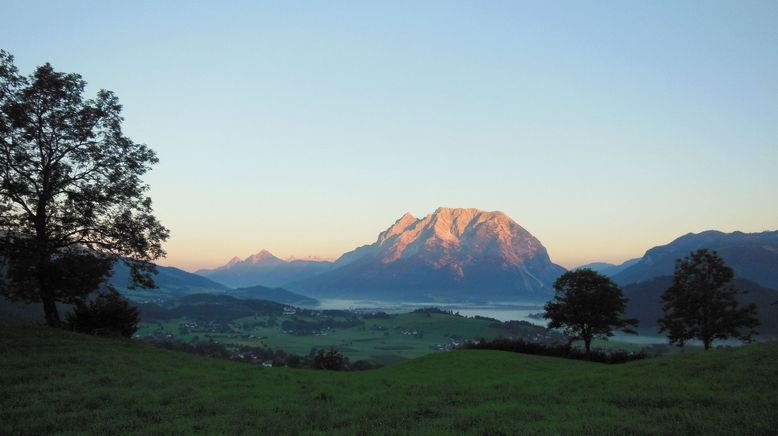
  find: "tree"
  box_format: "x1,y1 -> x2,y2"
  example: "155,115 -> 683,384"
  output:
544,269 -> 638,354
658,249 -> 759,350
0,50 -> 169,326
313,348 -> 349,370
64,289 -> 140,337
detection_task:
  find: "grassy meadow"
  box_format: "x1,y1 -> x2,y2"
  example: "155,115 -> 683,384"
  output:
2,327 -> 776,435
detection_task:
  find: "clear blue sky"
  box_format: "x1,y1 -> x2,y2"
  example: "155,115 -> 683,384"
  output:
2,0 -> 777,270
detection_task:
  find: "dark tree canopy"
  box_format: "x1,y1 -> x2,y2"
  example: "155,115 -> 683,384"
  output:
658,249 -> 759,350
64,289 -> 140,338
544,269 -> 638,353
313,348 -> 350,371
0,50 -> 169,326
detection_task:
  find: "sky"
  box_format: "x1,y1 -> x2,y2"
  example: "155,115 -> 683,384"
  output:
2,1 -> 777,271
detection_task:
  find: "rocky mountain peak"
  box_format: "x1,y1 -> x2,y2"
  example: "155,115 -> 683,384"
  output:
246,250 -> 279,263
293,207 -> 566,300
377,212 -> 418,244
352,207 -> 551,268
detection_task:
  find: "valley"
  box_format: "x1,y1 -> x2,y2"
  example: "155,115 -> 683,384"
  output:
134,295 -> 559,365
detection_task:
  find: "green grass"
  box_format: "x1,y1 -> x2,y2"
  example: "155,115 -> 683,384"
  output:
135,312 -> 544,362
2,327 -> 777,435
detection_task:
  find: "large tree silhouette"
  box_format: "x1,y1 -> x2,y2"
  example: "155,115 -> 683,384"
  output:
544,269 -> 638,353
0,50 -> 168,326
659,249 -> 759,350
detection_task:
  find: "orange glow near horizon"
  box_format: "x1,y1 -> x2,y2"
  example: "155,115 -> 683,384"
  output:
153,208 -> 776,273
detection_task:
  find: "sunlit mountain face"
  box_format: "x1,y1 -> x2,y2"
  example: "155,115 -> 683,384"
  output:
285,207 -> 566,301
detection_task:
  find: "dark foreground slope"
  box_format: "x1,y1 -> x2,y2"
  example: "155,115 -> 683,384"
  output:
2,328 -> 777,435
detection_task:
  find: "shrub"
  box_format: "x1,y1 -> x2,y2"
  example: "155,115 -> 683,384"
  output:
313,348 -> 350,370
412,307 -> 457,316
139,338 -> 231,359
64,290 -> 140,338
461,337 -> 647,364
362,311 -> 391,319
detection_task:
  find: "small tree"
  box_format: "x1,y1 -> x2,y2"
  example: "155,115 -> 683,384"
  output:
658,249 -> 759,350
313,348 -> 349,370
544,269 -> 638,354
64,289 -> 140,337
0,50 -> 168,326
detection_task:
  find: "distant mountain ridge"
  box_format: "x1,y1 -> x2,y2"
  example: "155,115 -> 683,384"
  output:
109,262 -> 229,300
575,259 -> 640,277
192,219 -> 778,306
287,207 -> 566,301
196,250 -> 333,288
611,230 -> 778,288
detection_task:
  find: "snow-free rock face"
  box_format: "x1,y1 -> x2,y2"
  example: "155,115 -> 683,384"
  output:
289,207 -> 566,301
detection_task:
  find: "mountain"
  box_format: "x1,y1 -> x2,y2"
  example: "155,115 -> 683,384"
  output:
1,261 -> 230,325
575,259 -> 640,277
612,230 -> 778,288
136,294 -> 291,323
228,285 -> 319,306
109,262 -> 229,301
622,276 -> 778,338
288,207 -> 566,301
286,255 -> 335,262
575,262 -> 614,272
196,250 -> 334,288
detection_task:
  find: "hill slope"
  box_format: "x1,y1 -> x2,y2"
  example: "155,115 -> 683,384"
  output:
227,285 -> 319,306
0,262 -> 231,326
612,230 -> 778,288
291,208 -> 566,301
2,327 -> 776,434
109,261 -> 229,301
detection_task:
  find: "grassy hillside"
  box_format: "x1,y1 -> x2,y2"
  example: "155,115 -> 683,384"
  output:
2,327 -> 776,434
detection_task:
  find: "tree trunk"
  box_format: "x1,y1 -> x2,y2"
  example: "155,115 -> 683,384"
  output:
34,207 -> 60,326
40,287 -> 61,327
584,337 -> 592,355
703,338 -> 712,351
37,246 -> 60,327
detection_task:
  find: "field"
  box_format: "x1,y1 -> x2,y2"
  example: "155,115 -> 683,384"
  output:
137,314 -> 667,363
134,296 -> 557,364
136,311 -> 550,364
2,327 -> 776,434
